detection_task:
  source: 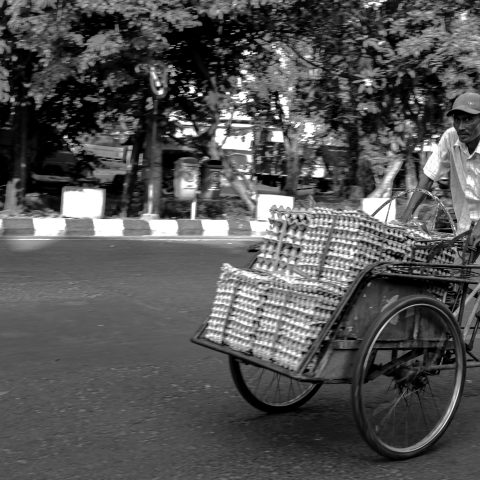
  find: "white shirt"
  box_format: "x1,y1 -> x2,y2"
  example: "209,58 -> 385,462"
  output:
424,127 -> 480,232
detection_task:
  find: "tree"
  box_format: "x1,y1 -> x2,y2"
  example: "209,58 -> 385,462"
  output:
0,0 -> 202,211
5,0 -> 480,217
1,0 -> 287,214
238,42 -> 320,196
161,6 -> 278,212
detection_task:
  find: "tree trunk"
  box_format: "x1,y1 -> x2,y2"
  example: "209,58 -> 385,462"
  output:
282,132 -> 300,196
404,152 -> 418,192
355,158 -> 376,197
252,121 -> 269,178
346,121 -> 360,195
206,136 -> 256,213
119,128 -> 145,218
198,109 -> 256,214
4,179 -> 22,213
143,98 -> 163,217
368,155 -> 403,198
4,101 -> 28,213
221,158 -> 256,213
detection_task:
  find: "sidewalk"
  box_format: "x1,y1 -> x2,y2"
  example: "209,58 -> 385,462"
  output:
0,191 -> 360,238
0,217 -> 269,238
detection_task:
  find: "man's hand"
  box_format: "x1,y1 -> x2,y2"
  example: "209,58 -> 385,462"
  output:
390,217 -> 431,235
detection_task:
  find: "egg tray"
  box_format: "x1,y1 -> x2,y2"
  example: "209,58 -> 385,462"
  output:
202,263 -> 344,372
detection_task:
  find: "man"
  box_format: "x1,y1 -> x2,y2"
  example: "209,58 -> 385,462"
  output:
400,91 -> 480,243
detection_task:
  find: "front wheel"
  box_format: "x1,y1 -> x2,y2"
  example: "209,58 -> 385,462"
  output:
351,295 -> 466,460
229,356 -> 322,413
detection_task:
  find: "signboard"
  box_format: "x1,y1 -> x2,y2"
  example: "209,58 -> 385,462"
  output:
174,157 -> 199,201
149,66 -> 168,98
83,144 -> 133,164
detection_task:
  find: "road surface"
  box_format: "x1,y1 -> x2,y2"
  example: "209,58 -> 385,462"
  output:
1,238 -> 480,480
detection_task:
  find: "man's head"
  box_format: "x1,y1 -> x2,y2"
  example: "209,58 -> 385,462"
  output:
447,92 -> 480,116
448,92 -> 480,148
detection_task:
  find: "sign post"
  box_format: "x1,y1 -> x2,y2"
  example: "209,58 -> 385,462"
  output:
143,64 -> 168,219
190,198 -> 197,220
172,157 -> 200,219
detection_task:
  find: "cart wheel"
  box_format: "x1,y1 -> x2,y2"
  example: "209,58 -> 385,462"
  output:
351,295 -> 465,460
229,356 -> 321,413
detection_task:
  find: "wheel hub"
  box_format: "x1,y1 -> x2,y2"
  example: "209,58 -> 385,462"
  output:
393,364 -> 428,392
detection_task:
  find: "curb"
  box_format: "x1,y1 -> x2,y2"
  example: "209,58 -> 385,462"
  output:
0,218 -> 268,238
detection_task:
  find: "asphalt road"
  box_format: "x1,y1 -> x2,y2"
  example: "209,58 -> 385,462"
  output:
1,238 -> 480,480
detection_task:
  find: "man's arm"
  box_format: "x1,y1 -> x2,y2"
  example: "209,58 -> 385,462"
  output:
398,173 -> 434,222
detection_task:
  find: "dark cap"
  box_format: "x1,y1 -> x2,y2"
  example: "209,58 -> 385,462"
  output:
447,92 -> 480,116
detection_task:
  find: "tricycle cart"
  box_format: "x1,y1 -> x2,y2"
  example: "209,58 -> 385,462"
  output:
191,191 -> 480,460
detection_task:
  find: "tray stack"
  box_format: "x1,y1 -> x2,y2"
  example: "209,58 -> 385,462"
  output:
204,263 -> 344,371
254,207 -> 456,285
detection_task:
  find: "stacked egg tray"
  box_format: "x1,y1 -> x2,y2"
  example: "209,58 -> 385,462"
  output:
253,206 -> 457,288
203,263 -> 344,372
202,207 -> 457,372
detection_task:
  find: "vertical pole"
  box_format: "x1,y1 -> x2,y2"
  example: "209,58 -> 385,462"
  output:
190,198 -> 197,219
144,96 -> 162,218
18,102 -> 28,195
156,97 -> 163,217
146,97 -> 158,215
143,64 -> 167,219
120,129 -> 144,218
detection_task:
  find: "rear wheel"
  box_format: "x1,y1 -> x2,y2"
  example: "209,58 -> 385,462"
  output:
229,356 -> 321,413
351,295 -> 466,459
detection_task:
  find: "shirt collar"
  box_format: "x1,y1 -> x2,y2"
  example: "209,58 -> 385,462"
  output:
454,137 -> 480,156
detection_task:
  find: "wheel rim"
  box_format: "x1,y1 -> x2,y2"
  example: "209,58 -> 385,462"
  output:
235,360 -> 319,408
371,188 -> 456,234
357,302 -> 464,455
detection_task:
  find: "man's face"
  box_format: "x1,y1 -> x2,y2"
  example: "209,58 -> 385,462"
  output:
452,112 -> 480,146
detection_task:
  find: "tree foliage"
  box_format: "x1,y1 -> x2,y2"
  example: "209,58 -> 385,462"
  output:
297,0 -> 480,195
2,0 -> 480,210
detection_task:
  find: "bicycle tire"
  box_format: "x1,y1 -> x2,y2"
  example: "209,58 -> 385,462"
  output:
351,294 -> 466,459
229,356 -> 322,413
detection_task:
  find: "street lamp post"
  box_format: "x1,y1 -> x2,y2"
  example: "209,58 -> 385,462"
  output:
143,65 -> 168,219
